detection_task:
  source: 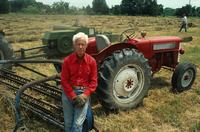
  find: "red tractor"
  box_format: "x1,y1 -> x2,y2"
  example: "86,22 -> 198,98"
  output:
0,28 -> 197,112
85,29 -> 197,111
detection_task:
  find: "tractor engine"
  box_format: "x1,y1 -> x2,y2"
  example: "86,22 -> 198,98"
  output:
134,35 -> 184,73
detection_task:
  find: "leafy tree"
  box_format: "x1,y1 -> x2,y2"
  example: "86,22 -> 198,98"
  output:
144,0 -> 158,16
52,0 -> 69,14
67,6 -> 78,14
120,0 -> 160,16
23,0 -> 36,8
120,0 -> 134,15
22,5 -> 39,14
175,4 -> 198,17
46,5 -> 52,14
85,5 -> 92,14
196,7 -> 200,17
112,5 -> 121,15
163,7 -> 176,16
10,0 -> 37,13
36,2 -> 45,11
10,0 -> 24,12
120,0 -> 147,15
0,0 -> 10,14
158,4 -> 163,15
88,11 -> 96,15
92,0 -> 110,15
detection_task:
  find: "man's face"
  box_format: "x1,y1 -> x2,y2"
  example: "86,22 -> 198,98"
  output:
73,36 -> 87,59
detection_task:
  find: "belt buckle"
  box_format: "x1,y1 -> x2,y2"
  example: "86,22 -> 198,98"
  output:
74,86 -> 79,90
73,86 -> 86,90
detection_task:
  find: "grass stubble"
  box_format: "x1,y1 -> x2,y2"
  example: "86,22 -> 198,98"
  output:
0,14 -> 200,132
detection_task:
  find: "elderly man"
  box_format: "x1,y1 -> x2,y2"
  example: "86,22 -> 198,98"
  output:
179,13 -> 187,32
61,32 -> 97,132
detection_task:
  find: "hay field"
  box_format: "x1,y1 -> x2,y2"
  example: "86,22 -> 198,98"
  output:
0,14 -> 200,132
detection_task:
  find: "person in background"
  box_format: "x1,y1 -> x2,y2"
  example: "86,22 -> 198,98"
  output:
179,13 -> 187,32
61,32 -> 97,132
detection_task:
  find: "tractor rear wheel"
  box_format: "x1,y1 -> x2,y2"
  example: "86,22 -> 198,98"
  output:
0,35 -> 15,70
172,62 -> 196,92
97,49 -> 151,111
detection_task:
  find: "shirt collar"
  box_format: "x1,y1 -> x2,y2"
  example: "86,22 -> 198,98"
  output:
71,52 -> 88,64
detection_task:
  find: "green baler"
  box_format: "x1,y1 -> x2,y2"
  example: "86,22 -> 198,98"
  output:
13,25 -> 117,59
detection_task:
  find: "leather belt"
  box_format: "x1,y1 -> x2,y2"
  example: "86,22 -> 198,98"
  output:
72,86 -> 87,90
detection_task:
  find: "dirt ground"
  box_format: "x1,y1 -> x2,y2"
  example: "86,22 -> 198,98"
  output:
0,15 -> 200,132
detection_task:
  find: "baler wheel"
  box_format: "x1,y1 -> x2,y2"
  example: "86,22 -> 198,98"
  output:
57,35 -> 74,54
0,34 -> 15,70
172,62 -> 197,92
97,49 -> 151,111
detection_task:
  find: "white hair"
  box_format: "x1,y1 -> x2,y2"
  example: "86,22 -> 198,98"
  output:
72,32 -> 88,45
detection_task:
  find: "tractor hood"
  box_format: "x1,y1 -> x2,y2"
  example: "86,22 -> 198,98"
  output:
134,36 -> 182,43
134,36 -> 182,59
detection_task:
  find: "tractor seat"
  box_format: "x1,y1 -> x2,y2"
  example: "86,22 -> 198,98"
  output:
95,35 -> 110,52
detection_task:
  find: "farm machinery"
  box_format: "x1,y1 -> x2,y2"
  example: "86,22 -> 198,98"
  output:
3,24 -> 117,60
0,26 -> 197,131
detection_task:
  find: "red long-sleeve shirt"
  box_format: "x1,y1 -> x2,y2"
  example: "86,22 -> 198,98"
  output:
61,52 -> 97,99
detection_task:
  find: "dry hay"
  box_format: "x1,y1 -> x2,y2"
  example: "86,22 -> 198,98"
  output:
154,26 -> 165,31
6,34 -> 43,43
0,85 -> 17,131
0,15 -> 200,132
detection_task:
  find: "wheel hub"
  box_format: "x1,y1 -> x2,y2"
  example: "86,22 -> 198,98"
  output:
114,68 -> 138,96
181,69 -> 193,87
57,36 -> 73,54
184,75 -> 189,80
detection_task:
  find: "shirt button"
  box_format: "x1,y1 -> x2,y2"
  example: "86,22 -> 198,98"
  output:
78,83 -> 79,85
80,65 -> 81,66
80,72 -> 81,73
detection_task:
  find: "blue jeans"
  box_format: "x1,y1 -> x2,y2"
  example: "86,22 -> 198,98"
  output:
179,23 -> 187,32
62,90 -> 89,132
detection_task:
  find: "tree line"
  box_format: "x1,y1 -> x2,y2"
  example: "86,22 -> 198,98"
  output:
0,0 -> 199,17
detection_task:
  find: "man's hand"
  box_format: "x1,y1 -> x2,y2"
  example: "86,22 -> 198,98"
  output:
71,94 -> 88,108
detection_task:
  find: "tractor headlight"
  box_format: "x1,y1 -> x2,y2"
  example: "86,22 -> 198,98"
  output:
177,43 -> 183,62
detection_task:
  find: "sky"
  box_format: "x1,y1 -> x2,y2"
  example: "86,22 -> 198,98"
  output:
36,0 -> 200,9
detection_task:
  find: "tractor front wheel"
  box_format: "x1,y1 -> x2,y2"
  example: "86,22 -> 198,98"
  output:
97,49 -> 151,111
172,62 -> 197,92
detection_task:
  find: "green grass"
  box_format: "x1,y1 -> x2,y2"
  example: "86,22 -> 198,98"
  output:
190,94 -> 200,104
181,46 -> 200,64
191,120 -> 200,132
193,88 -> 200,95
154,97 -> 184,127
187,30 -> 197,34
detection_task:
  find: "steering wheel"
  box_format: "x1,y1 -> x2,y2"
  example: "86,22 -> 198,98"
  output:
118,29 -> 136,42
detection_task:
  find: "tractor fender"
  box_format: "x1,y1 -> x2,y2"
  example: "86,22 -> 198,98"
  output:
91,43 -> 137,68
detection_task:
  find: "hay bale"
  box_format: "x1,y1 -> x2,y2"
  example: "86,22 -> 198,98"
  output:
182,36 -> 193,42
187,23 -> 198,27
